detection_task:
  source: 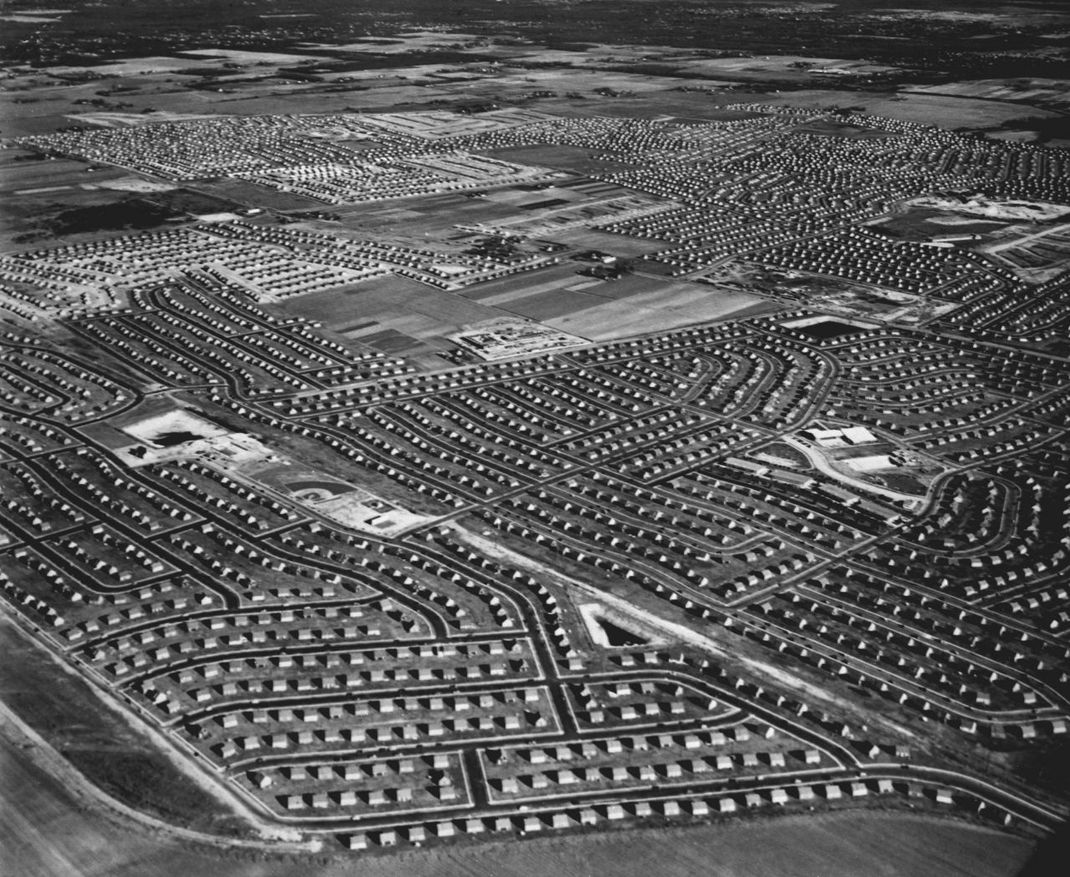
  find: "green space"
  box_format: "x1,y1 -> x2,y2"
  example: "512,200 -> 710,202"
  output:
0,615 -> 251,838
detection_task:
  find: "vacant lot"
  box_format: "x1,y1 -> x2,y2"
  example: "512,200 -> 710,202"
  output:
280,274 -> 504,332
546,278 -> 775,340
275,273 -> 513,364
488,144 -> 637,175
0,615 -> 247,837
555,228 -> 668,256
766,90 -> 1063,132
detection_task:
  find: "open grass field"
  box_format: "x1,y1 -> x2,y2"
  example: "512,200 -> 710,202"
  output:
539,92 -> 776,123
872,208 -> 1011,242
764,90 -> 1064,134
207,179 -> 327,212
0,615 -> 248,838
0,155 -> 128,196
545,277 -> 777,341
280,274 -> 503,332
304,31 -> 487,56
461,264 -> 580,303
503,286 -> 607,322
331,195 -> 524,238
558,228 -> 670,256
464,264 -> 774,340
0,152 -> 248,247
905,78 -> 1070,113
275,273 -> 509,362
487,144 -> 637,175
